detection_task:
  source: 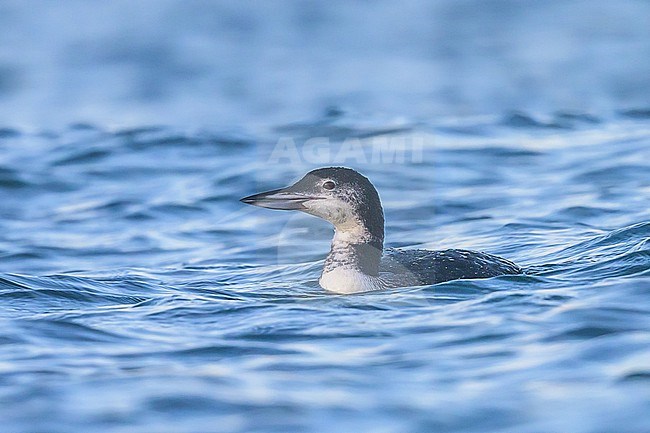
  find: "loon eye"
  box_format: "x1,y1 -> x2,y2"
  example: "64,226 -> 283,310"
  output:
322,180 -> 336,190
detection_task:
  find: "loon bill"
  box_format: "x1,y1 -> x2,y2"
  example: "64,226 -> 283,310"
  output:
241,167 -> 521,294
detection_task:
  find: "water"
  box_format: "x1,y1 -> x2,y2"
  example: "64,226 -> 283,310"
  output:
2,117 -> 649,433
2,2 -> 650,433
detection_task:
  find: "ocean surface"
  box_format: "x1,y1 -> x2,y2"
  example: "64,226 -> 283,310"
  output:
2,1 -> 650,433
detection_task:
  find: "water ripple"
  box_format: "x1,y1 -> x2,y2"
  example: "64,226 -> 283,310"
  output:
0,121 -> 649,433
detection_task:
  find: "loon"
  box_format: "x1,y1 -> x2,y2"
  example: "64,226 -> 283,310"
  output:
241,167 -> 521,294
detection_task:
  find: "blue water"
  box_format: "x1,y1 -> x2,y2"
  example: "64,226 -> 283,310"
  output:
2,2 -> 650,433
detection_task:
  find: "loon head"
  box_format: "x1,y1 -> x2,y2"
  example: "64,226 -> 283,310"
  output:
241,167 -> 384,243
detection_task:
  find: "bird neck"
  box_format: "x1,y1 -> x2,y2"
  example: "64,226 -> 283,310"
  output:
319,202 -> 385,293
324,219 -> 384,277
319,227 -> 385,294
